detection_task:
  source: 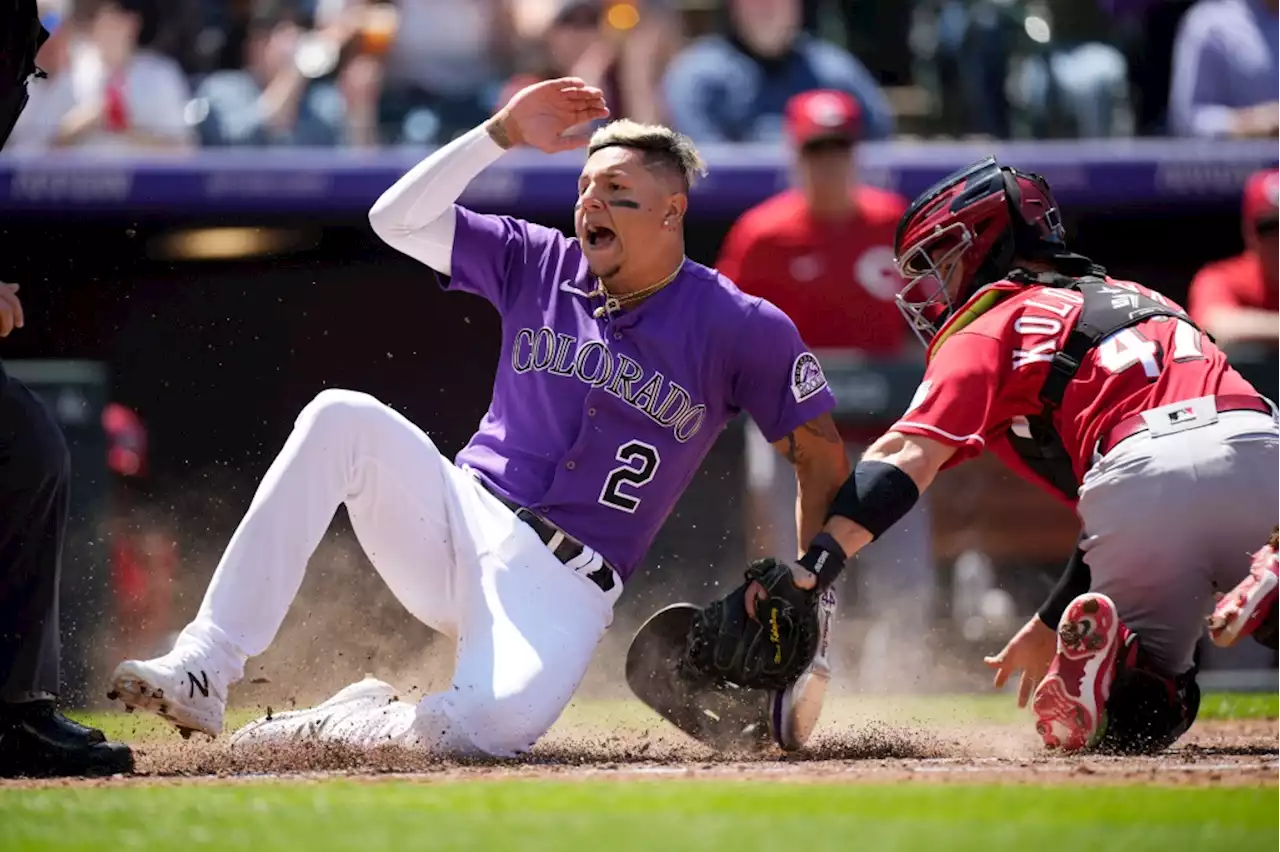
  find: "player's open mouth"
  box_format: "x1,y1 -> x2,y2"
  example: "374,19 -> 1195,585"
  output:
586,226 -> 617,250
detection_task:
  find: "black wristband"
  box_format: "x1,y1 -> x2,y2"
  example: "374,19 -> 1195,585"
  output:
825,459 -> 920,540
798,532 -> 848,592
1037,546 -> 1092,629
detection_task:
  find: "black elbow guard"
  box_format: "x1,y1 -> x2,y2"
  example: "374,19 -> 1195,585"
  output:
826,460 -> 920,540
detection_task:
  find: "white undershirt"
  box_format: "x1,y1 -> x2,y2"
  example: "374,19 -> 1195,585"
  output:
367,125 -> 507,276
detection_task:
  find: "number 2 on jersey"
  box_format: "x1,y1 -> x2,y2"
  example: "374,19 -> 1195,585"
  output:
599,440 -> 661,513
1097,318 -> 1205,379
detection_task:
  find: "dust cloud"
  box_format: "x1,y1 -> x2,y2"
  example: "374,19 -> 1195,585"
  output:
88,474 -> 1006,742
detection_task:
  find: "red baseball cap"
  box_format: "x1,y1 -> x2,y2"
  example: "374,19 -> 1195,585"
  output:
1243,167 -> 1279,233
785,90 -> 861,148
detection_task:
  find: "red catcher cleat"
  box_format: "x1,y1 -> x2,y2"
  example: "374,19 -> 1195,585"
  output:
1207,533 -> 1279,648
1033,593 -> 1122,752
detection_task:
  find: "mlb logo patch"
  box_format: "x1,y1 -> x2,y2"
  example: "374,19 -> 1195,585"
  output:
791,352 -> 829,403
1141,395 -> 1218,437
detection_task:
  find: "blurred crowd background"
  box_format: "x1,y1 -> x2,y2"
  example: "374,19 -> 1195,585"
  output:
6,0 -> 1278,151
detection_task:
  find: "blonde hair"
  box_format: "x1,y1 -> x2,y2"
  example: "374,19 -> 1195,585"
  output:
587,119 -> 708,192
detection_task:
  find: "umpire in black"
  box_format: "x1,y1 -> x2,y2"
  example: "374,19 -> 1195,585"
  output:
0,0 -> 133,777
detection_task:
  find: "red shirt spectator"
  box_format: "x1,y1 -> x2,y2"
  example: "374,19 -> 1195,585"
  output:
1188,168 -> 1280,348
716,90 -> 909,353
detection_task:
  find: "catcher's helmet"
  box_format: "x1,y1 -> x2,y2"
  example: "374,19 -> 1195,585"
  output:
892,156 -> 1066,345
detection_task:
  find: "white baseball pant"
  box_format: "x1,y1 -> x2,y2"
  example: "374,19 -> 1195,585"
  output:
175,389 -> 620,757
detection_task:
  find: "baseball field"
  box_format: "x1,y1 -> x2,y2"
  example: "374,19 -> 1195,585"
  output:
1,691 -> 1274,852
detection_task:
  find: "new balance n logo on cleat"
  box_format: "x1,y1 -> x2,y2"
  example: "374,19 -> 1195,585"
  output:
188,670 -> 210,700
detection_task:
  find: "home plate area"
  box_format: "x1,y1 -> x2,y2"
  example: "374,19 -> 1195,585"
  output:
9,717 -> 1273,789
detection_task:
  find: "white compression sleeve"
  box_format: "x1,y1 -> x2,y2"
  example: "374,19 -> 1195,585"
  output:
367,125 -> 508,276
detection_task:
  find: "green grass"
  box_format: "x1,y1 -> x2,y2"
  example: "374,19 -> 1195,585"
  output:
67,690 -> 1277,745
1196,691 -> 1279,721
8,693 -> 1271,852
1,781 -> 1274,852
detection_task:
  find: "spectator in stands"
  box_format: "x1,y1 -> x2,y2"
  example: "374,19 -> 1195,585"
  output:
1104,0 -> 1196,135
661,0 -> 894,142
716,90 -> 933,690
9,0 -> 195,153
718,90 -> 909,351
190,0 -> 351,147
1188,168 -> 1279,352
916,0 -> 1020,139
1168,0 -> 1278,137
498,0 -> 676,126
917,0 -> 1131,139
317,0 -> 516,145
1008,0 -> 1133,138
35,0 -> 72,77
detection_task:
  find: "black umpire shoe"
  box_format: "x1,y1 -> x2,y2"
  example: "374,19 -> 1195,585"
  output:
0,701 -> 135,778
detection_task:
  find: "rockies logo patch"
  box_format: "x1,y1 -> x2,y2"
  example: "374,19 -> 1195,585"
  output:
790,352 -> 828,403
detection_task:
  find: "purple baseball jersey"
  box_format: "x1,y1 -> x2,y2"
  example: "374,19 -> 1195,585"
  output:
441,206 -> 836,580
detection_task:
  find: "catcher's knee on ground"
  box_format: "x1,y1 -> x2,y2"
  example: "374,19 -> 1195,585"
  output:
1096,634 -> 1200,755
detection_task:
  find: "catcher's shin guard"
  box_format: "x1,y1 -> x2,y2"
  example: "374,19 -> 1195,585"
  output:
1034,593 -> 1199,755
1207,528 -> 1279,650
1093,633 -> 1200,755
768,587 -> 837,751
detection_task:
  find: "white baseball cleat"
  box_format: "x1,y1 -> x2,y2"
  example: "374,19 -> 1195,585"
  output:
228,676 -> 415,750
769,587 -> 837,751
107,647 -> 229,739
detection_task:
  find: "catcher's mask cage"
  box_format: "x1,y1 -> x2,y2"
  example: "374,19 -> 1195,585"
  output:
893,156 -> 1066,345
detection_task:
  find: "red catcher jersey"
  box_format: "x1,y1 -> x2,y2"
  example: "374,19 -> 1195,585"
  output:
891,277 -> 1261,505
717,187 -> 909,352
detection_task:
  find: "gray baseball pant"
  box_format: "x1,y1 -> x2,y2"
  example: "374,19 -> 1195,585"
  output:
1077,402 -> 1279,675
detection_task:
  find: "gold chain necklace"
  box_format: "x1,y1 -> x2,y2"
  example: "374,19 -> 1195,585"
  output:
591,259 -> 686,319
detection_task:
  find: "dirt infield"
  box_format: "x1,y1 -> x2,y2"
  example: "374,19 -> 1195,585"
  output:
5,718 -> 1274,790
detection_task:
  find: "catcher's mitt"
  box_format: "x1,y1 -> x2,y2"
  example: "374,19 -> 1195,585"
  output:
682,557 -> 821,692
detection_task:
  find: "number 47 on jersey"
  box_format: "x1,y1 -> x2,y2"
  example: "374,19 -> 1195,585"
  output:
1014,286 -> 1207,378
1097,317 -> 1206,378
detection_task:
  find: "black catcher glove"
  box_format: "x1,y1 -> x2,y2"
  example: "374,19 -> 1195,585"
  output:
681,557 -> 822,692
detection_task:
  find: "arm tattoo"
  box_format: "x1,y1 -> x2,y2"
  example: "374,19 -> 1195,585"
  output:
485,116 -> 513,150
783,432 -> 800,464
801,414 -> 842,445
780,414 -> 842,465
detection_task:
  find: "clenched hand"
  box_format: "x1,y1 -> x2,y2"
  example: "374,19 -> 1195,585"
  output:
0,283 -> 24,337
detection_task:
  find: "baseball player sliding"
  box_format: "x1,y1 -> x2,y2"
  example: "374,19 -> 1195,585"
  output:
107,78 -> 850,757
718,157 -> 1278,753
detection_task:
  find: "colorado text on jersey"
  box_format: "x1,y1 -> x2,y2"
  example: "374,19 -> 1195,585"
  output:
511,325 -> 708,443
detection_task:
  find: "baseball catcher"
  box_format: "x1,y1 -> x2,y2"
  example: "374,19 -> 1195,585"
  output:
722,156 -> 1277,756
